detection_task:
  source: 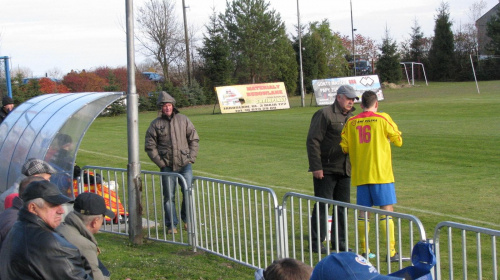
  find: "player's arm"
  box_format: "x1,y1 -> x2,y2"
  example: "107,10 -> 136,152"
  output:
340,125 -> 349,154
386,115 -> 402,147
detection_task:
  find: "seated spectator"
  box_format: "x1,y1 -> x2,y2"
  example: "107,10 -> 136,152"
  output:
22,157 -> 58,180
0,180 -> 93,279
57,192 -> 116,280
0,176 -> 46,250
0,158 -> 57,212
310,252 -> 403,280
255,258 -> 312,280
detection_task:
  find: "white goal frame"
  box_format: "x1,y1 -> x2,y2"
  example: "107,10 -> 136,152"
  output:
400,62 -> 428,86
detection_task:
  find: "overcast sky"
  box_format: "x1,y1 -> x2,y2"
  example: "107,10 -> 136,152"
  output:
0,0 -> 498,78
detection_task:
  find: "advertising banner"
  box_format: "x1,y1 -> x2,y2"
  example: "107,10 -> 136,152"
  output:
215,82 -> 290,114
312,75 -> 384,106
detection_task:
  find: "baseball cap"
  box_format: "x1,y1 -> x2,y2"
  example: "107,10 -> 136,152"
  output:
337,85 -> 359,100
2,96 -> 14,106
310,252 -> 403,280
21,158 -> 57,176
74,192 -> 116,219
21,180 -> 74,205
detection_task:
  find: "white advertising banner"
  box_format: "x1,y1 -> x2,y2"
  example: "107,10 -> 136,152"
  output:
312,75 -> 384,106
215,82 -> 290,114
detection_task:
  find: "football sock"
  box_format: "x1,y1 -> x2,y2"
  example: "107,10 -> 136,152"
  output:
380,215 -> 396,257
358,217 -> 370,254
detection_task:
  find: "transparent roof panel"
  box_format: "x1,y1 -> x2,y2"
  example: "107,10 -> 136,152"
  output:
0,92 -> 124,197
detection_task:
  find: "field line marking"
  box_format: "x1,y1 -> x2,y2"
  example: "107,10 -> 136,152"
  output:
78,149 -> 499,229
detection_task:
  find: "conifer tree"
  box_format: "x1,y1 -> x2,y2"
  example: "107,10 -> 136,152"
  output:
376,29 -> 401,83
428,2 -> 455,81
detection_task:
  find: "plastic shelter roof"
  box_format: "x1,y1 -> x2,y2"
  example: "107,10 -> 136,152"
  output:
0,92 -> 124,196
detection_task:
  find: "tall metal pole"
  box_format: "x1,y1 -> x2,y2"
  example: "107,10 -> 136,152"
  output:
182,0 -> 192,87
1,57 -> 13,98
297,0 -> 305,107
350,0 -> 356,76
125,0 -> 143,244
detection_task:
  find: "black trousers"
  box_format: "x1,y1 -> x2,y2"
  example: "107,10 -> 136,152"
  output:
310,174 -> 351,249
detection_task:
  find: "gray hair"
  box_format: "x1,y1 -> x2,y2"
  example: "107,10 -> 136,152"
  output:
74,211 -> 102,226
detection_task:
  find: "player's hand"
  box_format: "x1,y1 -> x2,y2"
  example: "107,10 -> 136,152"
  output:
312,170 -> 324,179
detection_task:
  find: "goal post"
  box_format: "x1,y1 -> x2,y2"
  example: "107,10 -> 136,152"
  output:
400,62 -> 428,86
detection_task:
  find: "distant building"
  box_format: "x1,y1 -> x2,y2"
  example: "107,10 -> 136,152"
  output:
476,2 -> 500,55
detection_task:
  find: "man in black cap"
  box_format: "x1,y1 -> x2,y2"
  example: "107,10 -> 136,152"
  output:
306,85 -> 358,254
0,180 -> 93,279
0,96 -> 14,124
57,192 -> 116,280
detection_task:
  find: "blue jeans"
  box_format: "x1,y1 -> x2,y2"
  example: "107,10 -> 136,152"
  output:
161,164 -> 192,229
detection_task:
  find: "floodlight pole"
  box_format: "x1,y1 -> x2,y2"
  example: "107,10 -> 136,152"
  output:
125,0 -> 143,244
350,0 -> 356,76
297,0 -> 305,107
182,0 -> 192,87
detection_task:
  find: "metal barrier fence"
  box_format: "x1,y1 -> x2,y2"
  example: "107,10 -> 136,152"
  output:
76,166 -> 500,278
282,192 -> 427,274
192,176 -> 281,269
77,166 -> 193,248
433,221 -> 500,280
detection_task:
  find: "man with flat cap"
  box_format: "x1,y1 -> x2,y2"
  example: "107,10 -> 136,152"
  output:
306,85 -> 359,254
57,192 -> 116,280
0,96 -> 14,124
0,158 -> 57,212
0,180 -> 93,279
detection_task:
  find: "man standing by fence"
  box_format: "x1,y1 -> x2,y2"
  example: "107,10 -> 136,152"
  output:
340,90 -> 405,262
145,91 -> 199,234
306,85 -> 358,254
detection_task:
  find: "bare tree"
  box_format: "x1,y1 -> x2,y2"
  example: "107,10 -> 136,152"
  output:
136,0 -> 184,82
464,0 -> 487,54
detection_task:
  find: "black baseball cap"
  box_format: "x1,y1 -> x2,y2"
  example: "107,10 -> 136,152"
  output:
74,192 -> 115,219
21,180 -> 74,205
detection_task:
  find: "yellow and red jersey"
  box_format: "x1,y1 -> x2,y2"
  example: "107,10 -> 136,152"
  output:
340,111 -> 402,187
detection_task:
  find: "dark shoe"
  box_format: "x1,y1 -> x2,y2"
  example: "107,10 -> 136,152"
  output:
312,244 -> 327,254
388,252 -> 410,262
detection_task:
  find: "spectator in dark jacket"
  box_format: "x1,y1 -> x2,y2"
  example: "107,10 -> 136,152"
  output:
0,180 -> 93,279
0,96 -> 14,124
0,175 -> 46,250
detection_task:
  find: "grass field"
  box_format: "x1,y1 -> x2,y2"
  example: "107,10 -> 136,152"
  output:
78,80 -> 500,279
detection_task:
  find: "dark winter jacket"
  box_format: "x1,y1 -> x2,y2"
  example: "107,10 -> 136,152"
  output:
0,208 -> 93,280
0,196 -> 23,250
306,100 -> 355,176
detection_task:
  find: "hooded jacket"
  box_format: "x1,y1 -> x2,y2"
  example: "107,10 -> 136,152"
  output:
145,92 -> 199,171
0,207 -> 93,279
306,100 -> 355,176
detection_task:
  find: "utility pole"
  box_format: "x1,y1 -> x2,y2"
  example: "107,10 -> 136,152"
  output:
350,0 -> 356,76
182,0 -> 192,87
125,0 -> 143,244
297,0 -> 305,107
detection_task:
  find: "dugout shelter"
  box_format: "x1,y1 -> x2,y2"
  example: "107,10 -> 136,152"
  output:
0,92 -> 124,196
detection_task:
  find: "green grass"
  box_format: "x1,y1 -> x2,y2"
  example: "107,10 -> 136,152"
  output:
77,80 -> 500,279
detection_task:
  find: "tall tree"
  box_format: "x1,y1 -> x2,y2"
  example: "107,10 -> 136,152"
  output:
220,0 -> 297,89
428,2 -> 455,81
296,20 -> 349,93
376,29 -> 401,83
198,9 -> 234,102
136,0 -> 184,82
